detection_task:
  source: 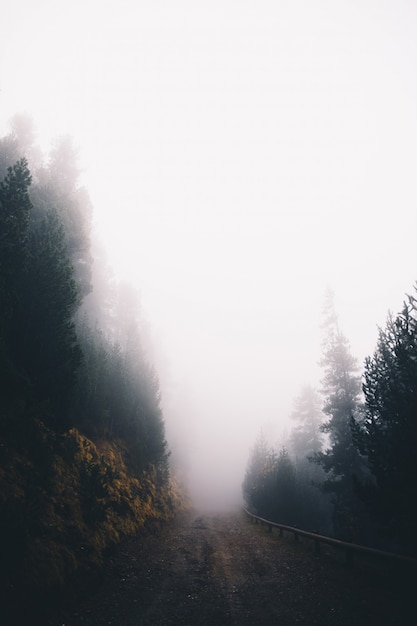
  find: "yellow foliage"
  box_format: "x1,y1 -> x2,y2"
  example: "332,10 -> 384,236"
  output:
0,420 -> 187,594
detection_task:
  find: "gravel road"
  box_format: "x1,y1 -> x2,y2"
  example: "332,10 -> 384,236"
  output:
47,510 -> 415,626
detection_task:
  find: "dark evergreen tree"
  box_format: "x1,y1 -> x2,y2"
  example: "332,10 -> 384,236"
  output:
287,386 -> 333,531
313,289 -> 369,541
270,447 -> 299,525
354,295 -> 417,555
0,159 -> 32,321
30,135 -> 93,299
12,210 -> 82,426
243,435 -> 332,532
0,115 -> 42,182
0,159 -> 33,415
72,280 -> 168,474
140,363 -> 168,470
71,318 -> 111,434
242,432 -> 277,515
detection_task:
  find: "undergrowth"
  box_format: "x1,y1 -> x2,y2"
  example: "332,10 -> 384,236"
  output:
0,419 -> 188,601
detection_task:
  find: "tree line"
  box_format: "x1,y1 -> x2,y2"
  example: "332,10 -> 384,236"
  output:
243,288 -> 417,557
0,116 -> 176,602
0,115 -> 167,474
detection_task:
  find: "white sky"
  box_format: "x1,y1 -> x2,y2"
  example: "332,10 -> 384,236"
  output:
2,0 -> 417,508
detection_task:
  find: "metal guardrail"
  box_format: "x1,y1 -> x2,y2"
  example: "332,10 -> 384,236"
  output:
242,507 -> 417,568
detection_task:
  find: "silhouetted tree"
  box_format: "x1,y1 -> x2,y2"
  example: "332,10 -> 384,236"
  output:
242,432 -> 274,513
0,159 -> 33,420
12,210 -> 82,426
0,159 -> 32,326
313,289 -> 369,541
72,279 -> 168,474
353,294 -> 417,555
243,434 -> 332,532
270,447 -> 299,524
71,318 -> 111,434
31,135 -> 93,298
0,115 -> 42,183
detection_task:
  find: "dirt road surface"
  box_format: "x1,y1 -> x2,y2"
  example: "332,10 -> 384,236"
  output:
48,510 -> 413,626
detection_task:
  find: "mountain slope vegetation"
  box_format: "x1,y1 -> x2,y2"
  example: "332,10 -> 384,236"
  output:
0,117 -> 186,601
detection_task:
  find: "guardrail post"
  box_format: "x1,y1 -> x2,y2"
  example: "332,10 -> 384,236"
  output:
279,528 -> 283,538
294,531 -> 299,543
314,538 -> 320,554
268,524 -> 272,533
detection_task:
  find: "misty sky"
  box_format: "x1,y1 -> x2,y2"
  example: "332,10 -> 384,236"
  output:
2,0 -> 417,508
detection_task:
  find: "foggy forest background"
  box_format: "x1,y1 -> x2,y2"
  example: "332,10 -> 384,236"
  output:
1,115 -> 417,605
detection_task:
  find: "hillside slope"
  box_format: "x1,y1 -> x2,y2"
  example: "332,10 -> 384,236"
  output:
0,418 -> 187,622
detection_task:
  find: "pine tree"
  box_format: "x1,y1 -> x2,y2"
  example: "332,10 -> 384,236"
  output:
0,159 -> 33,417
313,290 -> 369,541
31,135 -> 93,299
0,159 -> 32,328
242,432 -> 275,514
354,294 -> 417,554
13,210 -> 82,426
271,447 -> 299,525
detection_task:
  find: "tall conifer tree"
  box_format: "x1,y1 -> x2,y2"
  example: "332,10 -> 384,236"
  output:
354,294 -> 417,554
313,289 -> 368,540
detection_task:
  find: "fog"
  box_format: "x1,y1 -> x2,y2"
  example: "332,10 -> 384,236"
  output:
2,0 -> 417,510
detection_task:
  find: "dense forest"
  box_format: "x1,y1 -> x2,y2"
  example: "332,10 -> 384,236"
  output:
0,116 -> 186,603
243,288 -> 417,557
